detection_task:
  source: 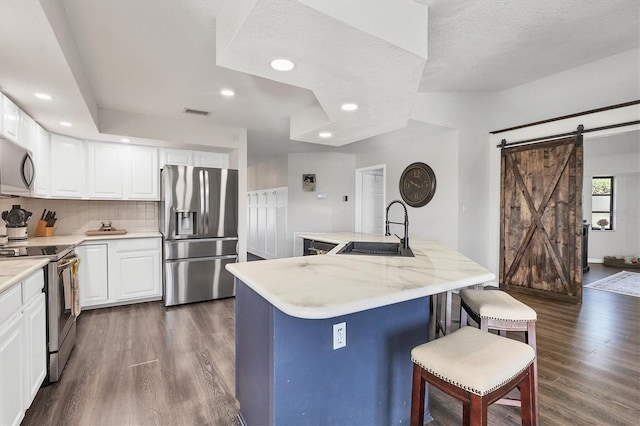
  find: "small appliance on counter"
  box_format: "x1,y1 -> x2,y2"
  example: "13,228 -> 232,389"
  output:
1,204 -> 32,240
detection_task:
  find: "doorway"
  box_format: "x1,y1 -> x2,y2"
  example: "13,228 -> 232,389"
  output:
355,165 -> 386,234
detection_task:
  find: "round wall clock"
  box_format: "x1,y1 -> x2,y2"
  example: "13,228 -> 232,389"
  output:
399,162 -> 436,207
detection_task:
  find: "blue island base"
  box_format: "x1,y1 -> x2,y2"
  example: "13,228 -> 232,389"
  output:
236,279 -> 432,426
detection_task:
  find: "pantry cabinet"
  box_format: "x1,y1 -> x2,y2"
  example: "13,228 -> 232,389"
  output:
247,187 -> 288,259
50,134 -> 86,198
78,238 -> 162,309
0,268 -> 46,426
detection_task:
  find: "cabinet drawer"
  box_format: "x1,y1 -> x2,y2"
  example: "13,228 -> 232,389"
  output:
22,269 -> 44,304
112,237 -> 161,252
0,284 -> 22,325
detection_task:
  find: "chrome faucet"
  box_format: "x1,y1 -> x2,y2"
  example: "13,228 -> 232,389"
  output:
385,200 -> 409,249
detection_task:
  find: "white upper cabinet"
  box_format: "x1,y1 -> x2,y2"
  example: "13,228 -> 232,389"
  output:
86,142 -> 123,199
50,134 -> 85,198
1,94 -> 20,143
160,147 -> 229,169
32,124 -> 50,198
125,145 -> 159,200
18,112 -> 36,152
193,151 -> 229,168
159,148 -> 192,167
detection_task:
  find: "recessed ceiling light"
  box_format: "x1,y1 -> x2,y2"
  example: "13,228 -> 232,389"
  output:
34,93 -> 53,100
221,89 -> 235,97
270,58 -> 295,72
340,103 -> 358,111
59,121 -> 72,127
318,132 -> 332,138
121,138 -> 130,143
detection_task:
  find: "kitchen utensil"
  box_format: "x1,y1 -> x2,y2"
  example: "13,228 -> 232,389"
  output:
2,204 -> 32,227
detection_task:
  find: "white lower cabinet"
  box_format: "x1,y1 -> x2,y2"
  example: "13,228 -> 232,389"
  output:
0,268 -> 45,426
78,238 -> 162,309
77,244 -> 109,308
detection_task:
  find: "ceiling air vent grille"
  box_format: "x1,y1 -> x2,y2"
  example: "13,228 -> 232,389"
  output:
183,107 -> 211,116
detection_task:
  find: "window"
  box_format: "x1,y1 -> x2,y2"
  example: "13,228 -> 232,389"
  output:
591,176 -> 613,230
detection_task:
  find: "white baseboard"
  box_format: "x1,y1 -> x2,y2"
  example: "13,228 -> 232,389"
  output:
588,258 -> 604,264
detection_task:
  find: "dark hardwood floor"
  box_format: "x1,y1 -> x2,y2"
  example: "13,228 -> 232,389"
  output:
23,264 -> 638,425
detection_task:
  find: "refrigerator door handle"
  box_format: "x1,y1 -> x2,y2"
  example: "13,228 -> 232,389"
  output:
199,169 -> 207,235
204,169 -> 210,235
164,254 -> 238,263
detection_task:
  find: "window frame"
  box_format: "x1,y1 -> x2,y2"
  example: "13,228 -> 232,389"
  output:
591,176 -> 614,231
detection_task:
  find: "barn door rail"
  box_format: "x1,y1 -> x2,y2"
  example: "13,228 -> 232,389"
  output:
496,120 -> 640,148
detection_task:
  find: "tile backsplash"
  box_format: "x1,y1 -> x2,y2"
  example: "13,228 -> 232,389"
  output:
0,198 -> 159,236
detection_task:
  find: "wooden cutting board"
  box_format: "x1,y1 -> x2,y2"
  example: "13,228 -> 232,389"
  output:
85,229 -> 128,236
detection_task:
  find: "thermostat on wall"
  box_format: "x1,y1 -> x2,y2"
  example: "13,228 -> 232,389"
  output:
316,193 -> 327,200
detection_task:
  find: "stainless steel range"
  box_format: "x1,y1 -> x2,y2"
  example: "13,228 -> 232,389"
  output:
0,243 -> 79,383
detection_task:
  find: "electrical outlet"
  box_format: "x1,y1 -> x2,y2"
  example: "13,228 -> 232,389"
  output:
333,322 -> 346,350
115,210 -> 122,219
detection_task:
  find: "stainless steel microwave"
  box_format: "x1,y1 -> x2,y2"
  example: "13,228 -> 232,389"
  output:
0,138 -> 34,197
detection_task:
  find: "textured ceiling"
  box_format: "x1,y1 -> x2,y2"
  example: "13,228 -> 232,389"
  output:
0,0 -> 638,164
216,0 -> 427,146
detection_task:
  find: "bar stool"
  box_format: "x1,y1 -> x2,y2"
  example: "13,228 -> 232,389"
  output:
411,327 -> 537,426
459,289 -> 537,350
431,283 -> 490,339
459,288 -> 538,407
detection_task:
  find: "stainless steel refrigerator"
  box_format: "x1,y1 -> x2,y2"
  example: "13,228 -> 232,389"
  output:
160,165 -> 238,306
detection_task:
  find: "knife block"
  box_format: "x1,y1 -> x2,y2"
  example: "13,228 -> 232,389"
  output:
35,220 -> 54,237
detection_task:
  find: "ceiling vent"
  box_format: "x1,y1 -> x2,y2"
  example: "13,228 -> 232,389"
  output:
183,107 -> 211,117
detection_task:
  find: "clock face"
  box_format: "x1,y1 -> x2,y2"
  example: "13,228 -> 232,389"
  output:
399,162 -> 436,207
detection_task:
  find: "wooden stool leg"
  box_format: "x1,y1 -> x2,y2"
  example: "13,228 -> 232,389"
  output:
410,364 -> 426,426
469,394 -> 488,426
519,363 -> 537,426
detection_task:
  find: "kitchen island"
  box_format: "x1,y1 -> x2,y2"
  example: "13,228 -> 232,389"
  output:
227,233 -> 495,426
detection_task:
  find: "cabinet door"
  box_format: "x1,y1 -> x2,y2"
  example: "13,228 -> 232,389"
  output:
18,112 -> 36,152
126,146 -> 159,200
1,95 -> 20,142
160,148 -> 192,167
193,152 -> 229,168
22,293 -> 46,408
0,313 -> 25,426
86,142 -> 123,199
110,239 -> 161,302
32,125 -> 50,197
77,244 -> 109,308
266,204 -> 277,258
50,134 -> 85,198
276,206 -> 288,258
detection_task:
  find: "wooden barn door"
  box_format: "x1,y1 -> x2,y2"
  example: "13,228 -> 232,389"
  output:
500,136 -> 583,303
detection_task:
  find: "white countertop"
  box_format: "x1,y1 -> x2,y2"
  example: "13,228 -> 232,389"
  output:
0,258 -> 50,295
227,232 -> 495,319
0,232 -> 162,295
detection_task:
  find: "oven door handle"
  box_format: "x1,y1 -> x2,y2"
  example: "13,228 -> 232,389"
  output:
57,257 -> 80,271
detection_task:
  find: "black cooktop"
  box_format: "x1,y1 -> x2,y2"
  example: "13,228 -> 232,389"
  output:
0,244 -> 74,259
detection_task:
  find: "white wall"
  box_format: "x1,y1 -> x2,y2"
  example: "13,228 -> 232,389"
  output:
287,152 -> 355,256
583,131 -> 640,261
248,155 -> 288,191
342,120 -> 460,250
485,49 -> 640,276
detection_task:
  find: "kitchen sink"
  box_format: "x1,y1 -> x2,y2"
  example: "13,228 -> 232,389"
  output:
336,241 -> 414,257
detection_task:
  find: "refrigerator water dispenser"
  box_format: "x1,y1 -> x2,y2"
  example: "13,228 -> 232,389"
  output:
176,210 -> 197,236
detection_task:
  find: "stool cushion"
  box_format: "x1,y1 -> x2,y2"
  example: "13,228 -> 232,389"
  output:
411,327 -> 535,396
460,289 -> 537,322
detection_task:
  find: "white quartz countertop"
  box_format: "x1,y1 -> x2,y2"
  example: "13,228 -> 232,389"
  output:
227,232 -> 495,319
0,258 -> 50,295
0,232 -> 162,295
